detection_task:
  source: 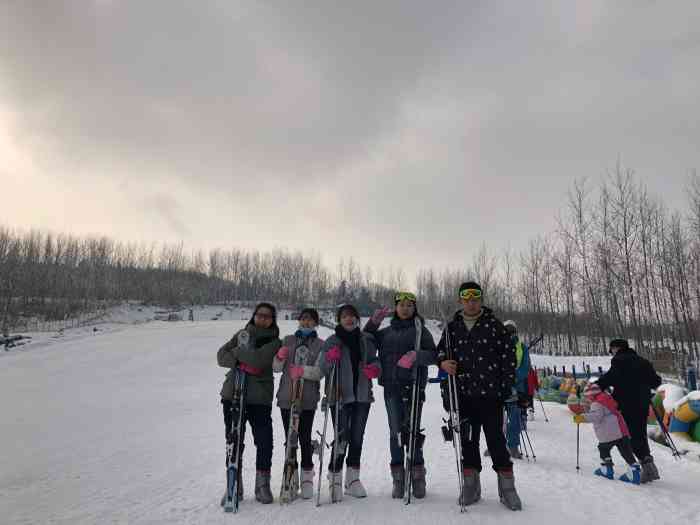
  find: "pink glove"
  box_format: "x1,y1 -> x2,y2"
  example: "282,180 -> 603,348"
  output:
276,346 -> 290,361
397,350 -> 417,369
289,364 -> 304,380
362,363 -> 381,379
371,306 -> 392,325
326,346 -> 341,363
238,362 -> 263,376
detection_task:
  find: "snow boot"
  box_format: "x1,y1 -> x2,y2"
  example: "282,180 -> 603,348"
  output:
641,456 -> 660,483
344,466 -> 367,498
328,470 -> 343,502
254,470 -> 273,504
508,446 -> 523,460
497,469 -> 522,511
619,464 -> 641,485
390,465 -> 404,499
594,462 -> 615,480
458,468 -> 481,506
412,465 -> 426,499
301,469 -> 314,499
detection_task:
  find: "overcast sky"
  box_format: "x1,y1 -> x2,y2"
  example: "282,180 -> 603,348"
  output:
1,1 -> 698,281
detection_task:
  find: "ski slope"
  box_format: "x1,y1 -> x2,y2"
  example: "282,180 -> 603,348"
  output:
2,319 -> 699,525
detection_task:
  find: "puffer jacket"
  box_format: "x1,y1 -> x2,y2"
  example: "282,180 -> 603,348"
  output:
217,324 -> 282,406
319,331 -> 380,405
273,332 -> 324,411
582,396 -> 628,444
596,347 -> 662,412
436,307 -> 516,400
363,316 -> 436,395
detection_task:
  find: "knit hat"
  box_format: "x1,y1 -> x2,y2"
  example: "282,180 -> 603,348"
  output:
336,303 -> 360,323
298,308 -> 320,325
584,382 -> 601,400
459,281 -> 482,294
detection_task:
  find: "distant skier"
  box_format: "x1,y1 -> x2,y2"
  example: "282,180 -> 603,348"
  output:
596,338 -> 662,483
436,282 -> 522,511
319,304 -> 381,502
273,308 -> 324,500
503,320 -> 531,459
573,382 -> 641,484
364,292 -> 436,499
217,302 -> 282,504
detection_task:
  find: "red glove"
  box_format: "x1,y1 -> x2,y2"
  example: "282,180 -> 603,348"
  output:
239,362 -> 263,376
276,346 -> 289,361
397,350 -> 417,369
289,364 -> 304,380
371,306 -> 392,325
362,363 -> 381,379
326,346 -> 341,363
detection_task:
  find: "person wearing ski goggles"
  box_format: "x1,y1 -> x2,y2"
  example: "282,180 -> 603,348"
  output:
364,291 -> 436,500
435,282 -> 522,511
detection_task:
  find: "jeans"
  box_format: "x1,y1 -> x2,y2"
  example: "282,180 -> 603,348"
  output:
329,402 -> 371,472
384,391 -> 425,467
506,402 -> 522,449
280,408 -> 316,470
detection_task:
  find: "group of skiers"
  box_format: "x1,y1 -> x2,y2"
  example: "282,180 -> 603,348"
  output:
216,280 -> 664,513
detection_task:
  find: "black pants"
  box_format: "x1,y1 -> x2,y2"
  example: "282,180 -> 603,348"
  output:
459,396 -> 513,472
280,408 -> 316,470
222,400 -> 273,471
598,437 -> 637,466
620,405 -> 651,460
329,402 -> 371,472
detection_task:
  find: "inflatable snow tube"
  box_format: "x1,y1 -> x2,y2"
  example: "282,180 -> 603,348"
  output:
549,377 -> 562,390
692,420 -> 700,443
673,393 -> 700,424
668,416 -> 691,434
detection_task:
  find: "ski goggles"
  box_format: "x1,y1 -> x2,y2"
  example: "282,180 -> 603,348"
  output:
459,288 -> 482,300
394,291 -> 417,303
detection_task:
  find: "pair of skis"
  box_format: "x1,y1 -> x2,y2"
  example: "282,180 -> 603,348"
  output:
314,361 -> 342,506
223,331 -> 250,513
440,315 -> 468,513
401,317 -> 424,505
279,345 -> 309,504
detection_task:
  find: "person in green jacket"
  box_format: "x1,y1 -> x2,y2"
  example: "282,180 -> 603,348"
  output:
218,302 -> 282,504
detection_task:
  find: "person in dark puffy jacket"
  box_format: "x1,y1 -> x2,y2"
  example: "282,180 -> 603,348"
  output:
596,338 -> 662,483
436,282 -> 521,511
217,302 -> 282,504
364,292 -> 436,499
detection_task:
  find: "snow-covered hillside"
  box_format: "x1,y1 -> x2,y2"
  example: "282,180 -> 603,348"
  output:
2,318 -> 698,524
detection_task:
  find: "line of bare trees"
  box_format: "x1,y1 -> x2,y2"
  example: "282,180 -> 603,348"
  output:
2,165 -> 699,373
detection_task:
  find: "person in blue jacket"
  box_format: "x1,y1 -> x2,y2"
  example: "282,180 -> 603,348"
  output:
504,320 -> 530,459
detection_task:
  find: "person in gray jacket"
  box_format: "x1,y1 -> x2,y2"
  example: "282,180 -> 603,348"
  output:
319,303 -> 381,502
364,292 -> 436,499
273,308 -> 324,499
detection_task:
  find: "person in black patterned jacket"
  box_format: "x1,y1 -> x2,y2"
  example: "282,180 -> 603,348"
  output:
436,281 -> 521,511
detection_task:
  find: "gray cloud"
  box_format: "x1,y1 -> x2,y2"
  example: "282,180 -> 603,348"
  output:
1,1 -> 698,279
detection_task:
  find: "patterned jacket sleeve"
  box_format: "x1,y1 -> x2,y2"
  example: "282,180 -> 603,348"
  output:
498,324 -> 517,399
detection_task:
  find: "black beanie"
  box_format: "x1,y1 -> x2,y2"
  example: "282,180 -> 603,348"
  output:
459,281 -> 482,294
298,308 -> 320,325
336,304 -> 360,323
609,338 -> 629,351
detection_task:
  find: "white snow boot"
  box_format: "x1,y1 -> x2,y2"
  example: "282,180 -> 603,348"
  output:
301,469 -> 315,499
344,466 -> 367,498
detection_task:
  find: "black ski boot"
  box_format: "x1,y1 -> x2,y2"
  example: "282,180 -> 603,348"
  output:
412,465 -> 426,499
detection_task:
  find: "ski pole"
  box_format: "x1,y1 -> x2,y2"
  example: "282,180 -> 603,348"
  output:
522,427 -> 536,461
536,391 -> 550,422
576,422 -> 580,473
650,401 -> 682,459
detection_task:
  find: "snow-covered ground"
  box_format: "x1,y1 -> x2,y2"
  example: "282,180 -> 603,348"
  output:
2,318 -> 699,524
